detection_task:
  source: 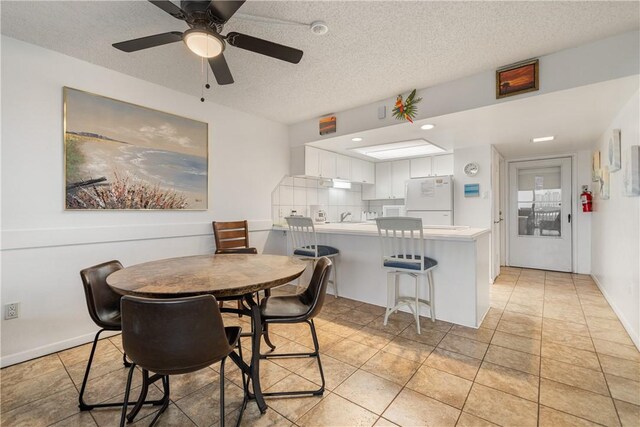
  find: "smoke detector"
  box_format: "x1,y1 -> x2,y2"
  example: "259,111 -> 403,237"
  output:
310,21 -> 329,35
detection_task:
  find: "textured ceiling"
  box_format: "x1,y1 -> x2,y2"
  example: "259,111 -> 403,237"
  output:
2,1 -> 639,124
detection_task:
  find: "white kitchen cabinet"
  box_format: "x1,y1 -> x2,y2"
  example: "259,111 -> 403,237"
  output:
391,160 -> 410,198
410,157 -> 432,178
371,160 -> 409,199
304,146 -> 321,177
319,150 -> 337,179
433,154 -> 454,176
375,161 -> 392,199
335,154 -> 351,181
351,158 -> 375,184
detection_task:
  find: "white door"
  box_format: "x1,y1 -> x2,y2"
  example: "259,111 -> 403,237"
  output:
391,160 -> 411,198
508,157 -> 572,272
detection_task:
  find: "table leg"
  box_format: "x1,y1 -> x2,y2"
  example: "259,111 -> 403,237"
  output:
245,295 -> 268,414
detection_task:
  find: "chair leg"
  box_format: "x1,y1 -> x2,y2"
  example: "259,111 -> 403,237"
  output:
220,358 -> 226,427
263,323 -> 276,351
119,363 -> 136,427
148,376 -> 170,427
126,369 -> 150,422
332,257 -> 338,298
414,275 -> 421,335
428,270 -> 436,322
384,272 -> 394,326
123,352 -> 132,368
260,320 -> 324,397
79,329 -> 104,410
236,299 -> 243,318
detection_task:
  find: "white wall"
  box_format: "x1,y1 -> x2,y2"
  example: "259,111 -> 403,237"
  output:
591,90 -> 640,347
0,36 -> 289,366
289,31 -> 640,146
575,150 -> 592,274
453,145 -> 493,229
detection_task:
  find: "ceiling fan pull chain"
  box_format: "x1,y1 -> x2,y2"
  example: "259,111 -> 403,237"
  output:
200,56 -> 205,102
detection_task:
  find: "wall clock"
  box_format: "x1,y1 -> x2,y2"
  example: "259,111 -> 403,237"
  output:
464,162 -> 479,177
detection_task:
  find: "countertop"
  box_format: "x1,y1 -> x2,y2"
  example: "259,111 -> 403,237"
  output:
273,222 -> 490,241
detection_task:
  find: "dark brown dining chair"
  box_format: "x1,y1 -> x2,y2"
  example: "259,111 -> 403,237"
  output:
259,257 -> 333,397
119,295 -> 246,427
212,220 -> 267,316
79,260 -> 163,411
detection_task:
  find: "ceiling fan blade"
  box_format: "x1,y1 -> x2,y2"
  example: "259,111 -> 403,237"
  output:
226,32 -> 303,64
208,54 -> 234,85
113,31 -> 184,52
208,0 -> 245,23
148,0 -> 186,19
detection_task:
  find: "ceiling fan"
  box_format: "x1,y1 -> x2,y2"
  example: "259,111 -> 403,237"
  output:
112,0 -> 304,85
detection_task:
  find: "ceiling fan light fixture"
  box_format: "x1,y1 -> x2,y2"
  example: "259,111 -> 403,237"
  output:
183,29 -> 224,58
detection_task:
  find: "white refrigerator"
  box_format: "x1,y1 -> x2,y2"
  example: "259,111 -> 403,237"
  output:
405,176 -> 454,226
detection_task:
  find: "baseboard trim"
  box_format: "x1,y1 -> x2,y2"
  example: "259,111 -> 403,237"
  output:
591,274 -> 640,351
0,330 -> 120,368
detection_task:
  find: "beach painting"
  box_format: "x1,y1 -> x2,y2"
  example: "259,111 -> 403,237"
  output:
64,87 -> 208,210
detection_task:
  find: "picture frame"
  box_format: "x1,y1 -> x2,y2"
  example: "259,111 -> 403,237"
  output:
608,129 -> 621,172
64,87 -> 209,210
496,59 -> 539,99
623,145 -> 640,196
319,116 -> 336,135
599,166 -> 610,200
592,150 -> 601,182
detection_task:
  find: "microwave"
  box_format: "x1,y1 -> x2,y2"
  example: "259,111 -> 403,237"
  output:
382,205 -> 406,217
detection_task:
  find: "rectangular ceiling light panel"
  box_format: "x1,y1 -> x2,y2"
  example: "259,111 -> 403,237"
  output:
350,139 -> 446,160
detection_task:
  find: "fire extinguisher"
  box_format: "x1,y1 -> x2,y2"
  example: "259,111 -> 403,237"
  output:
581,188 -> 593,212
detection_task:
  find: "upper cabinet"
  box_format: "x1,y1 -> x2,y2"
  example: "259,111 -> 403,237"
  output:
432,154 -> 454,176
335,154 -> 351,181
410,157 -> 432,178
410,154 -> 453,177
318,149 -> 337,179
391,160 -> 410,198
351,158 -> 375,184
304,146 -> 321,177
369,160 -> 410,200
290,146 -> 374,183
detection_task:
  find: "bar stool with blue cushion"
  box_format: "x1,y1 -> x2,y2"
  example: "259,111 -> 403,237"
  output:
376,217 -> 438,334
285,216 -> 339,297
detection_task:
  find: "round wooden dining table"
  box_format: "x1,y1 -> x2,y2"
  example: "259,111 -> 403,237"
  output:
107,253 -> 306,415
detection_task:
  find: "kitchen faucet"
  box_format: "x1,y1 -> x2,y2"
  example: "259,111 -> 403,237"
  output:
340,212 -> 352,223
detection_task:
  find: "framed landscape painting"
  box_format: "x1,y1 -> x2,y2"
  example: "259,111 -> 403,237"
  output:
64,87 -> 208,210
496,59 -> 539,99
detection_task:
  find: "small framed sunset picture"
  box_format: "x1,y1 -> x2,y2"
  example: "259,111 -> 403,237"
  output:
496,59 -> 539,99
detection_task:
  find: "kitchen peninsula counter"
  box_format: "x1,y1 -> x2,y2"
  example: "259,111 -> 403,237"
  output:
273,222 -> 491,328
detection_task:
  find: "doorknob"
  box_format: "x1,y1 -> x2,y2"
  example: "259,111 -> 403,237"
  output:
568,214 -> 571,223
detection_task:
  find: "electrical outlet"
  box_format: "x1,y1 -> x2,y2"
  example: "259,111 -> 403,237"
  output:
4,302 -> 20,320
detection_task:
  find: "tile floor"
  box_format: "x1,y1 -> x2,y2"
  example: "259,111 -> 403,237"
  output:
2,268 -> 639,426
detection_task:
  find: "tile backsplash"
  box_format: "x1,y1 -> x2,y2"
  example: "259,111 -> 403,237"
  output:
272,176 -> 367,225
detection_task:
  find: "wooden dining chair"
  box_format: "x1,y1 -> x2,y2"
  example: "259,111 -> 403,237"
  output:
212,220 -> 265,316
212,220 -> 255,254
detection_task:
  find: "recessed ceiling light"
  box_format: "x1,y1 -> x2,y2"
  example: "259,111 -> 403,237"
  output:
350,139 -> 446,160
420,124 -> 435,130
532,136 -> 555,143
351,137 -> 363,142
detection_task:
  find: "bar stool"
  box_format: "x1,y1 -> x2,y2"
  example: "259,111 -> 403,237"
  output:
285,216 -> 339,297
375,217 -> 438,334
